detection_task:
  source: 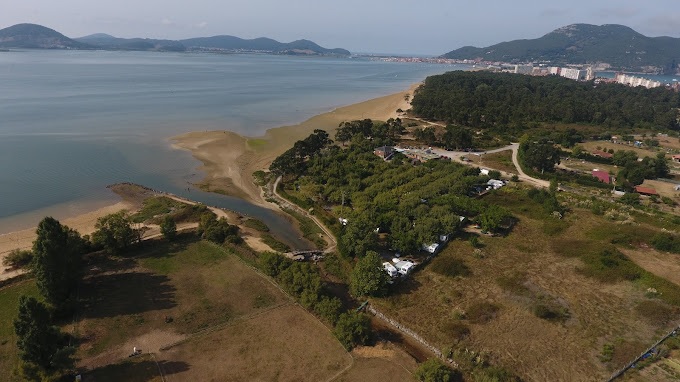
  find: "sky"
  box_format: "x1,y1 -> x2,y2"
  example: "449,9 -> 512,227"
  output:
2,0 -> 680,55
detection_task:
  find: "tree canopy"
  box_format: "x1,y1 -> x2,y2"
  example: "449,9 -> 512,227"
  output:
414,358 -> 456,382
92,211 -> 139,253
32,217 -> 84,311
14,296 -> 75,379
350,251 -> 391,297
411,71 -> 680,131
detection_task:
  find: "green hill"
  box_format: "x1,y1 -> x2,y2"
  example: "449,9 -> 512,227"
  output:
442,24 -> 680,74
0,23 -> 90,49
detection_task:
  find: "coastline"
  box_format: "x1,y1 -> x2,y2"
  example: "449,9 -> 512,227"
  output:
171,83 -> 418,207
0,82 -> 419,279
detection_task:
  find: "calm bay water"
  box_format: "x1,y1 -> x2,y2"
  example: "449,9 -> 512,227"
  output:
0,50 -> 462,244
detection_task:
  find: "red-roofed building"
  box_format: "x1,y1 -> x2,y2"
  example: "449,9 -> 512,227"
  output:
634,186 -> 658,196
672,154 -> 680,163
592,169 -> 611,184
592,150 -> 613,159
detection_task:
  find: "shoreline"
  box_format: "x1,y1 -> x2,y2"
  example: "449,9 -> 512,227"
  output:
0,82 -> 419,279
171,83 -> 418,207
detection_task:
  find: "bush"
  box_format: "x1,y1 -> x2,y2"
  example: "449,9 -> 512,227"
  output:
443,321 -> 470,342
314,296 -> 343,325
261,234 -> 291,252
532,302 -> 570,323
160,216 -> 177,240
430,256 -> 471,278
511,174 -> 519,182
661,196 -> 677,206
414,358 -> 456,382
652,233 -> 680,253
488,170 -> 502,179
466,302 -> 499,324
2,249 -> 33,269
334,312 -> 371,350
618,193 -> 640,206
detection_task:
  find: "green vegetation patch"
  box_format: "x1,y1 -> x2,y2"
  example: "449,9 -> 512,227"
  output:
260,234 -> 291,253
0,281 -> 40,378
132,196 -> 185,223
139,239 -> 230,275
243,218 -> 270,232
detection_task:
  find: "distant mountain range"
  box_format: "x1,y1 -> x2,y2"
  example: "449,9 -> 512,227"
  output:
0,23 -> 351,56
442,24 -> 680,74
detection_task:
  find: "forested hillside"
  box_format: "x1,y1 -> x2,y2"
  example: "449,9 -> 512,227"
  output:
442,24 -> 680,74
410,71 -> 680,130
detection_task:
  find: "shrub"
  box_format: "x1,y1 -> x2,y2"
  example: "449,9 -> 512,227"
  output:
261,234 -> 291,252
600,343 -> 615,363
511,174 -> 519,182
414,358 -> 456,382
652,233 -> 680,253
430,256 -> 471,278
334,312 -> 371,350
661,196 -> 676,206
314,296 -> 343,325
488,170 -> 502,179
2,249 -> 33,269
466,302 -> 499,324
443,321 -> 470,342
532,303 -> 570,323
618,193 -> 640,206
160,216 -> 177,240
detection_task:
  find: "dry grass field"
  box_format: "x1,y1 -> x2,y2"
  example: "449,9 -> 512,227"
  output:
372,187 -> 680,381
580,141 -> 660,159
158,304 -> 351,381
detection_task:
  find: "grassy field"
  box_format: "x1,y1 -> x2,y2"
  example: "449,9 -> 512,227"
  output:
0,281 -> 39,380
479,150 -> 516,174
158,304 -> 351,381
68,235 -> 418,381
372,187 -> 680,381
76,236 -> 291,372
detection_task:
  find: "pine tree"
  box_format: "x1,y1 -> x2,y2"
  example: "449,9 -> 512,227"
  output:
14,296 -> 74,379
32,217 -> 83,311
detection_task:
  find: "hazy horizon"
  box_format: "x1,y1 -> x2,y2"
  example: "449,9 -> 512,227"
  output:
2,1 -> 680,55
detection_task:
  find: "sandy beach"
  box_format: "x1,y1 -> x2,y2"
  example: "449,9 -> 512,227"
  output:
172,84 -> 418,207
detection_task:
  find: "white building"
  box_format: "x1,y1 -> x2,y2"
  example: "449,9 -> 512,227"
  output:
560,68 -> 586,81
514,65 -> 534,75
615,74 -> 662,89
422,243 -> 440,254
487,179 -> 506,190
394,260 -> 415,275
383,262 -> 398,278
549,67 -> 560,75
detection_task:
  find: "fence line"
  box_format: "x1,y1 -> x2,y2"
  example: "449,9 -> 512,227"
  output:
366,304 -> 458,367
607,325 -> 679,381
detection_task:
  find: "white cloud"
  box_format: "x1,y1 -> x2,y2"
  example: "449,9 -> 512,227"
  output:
161,17 -> 173,26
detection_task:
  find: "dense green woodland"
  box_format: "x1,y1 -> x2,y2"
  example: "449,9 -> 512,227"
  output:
270,126 -> 512,258
411,72 -> 680,131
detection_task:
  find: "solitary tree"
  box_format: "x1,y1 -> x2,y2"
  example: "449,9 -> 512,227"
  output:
14,296 -> 75,380
334,311 -> 371,350
350,251 -> 390,297
160,216 -> 177,241
520,141 -> 561,173
32,217 -> 83,311
92,211 -> 138,253
478,205 -> 512,233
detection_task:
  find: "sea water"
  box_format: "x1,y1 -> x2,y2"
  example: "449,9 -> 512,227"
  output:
0,50 -> 462,244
